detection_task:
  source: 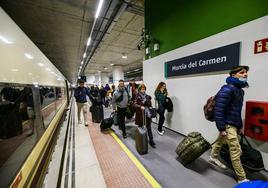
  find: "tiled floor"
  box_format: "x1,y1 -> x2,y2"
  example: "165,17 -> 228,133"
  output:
74,104 -> 106,188
87,112 -> 152,188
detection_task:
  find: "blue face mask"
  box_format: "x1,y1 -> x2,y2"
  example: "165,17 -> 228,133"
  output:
239,77 -> 247,82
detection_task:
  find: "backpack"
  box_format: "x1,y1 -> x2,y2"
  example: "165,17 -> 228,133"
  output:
203,84 -> 240,122
164,97 -> 173,112
203,96 -> 216,122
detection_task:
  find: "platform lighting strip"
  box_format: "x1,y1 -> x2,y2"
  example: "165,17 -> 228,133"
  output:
78,0 -> 104,77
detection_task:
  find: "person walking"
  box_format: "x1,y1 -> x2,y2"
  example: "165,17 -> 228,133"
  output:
74,79 -> 93,126
209,65 -> 249,183
134,84 -> 156,148
154,82 -> 168,135
111,80 -> 129,138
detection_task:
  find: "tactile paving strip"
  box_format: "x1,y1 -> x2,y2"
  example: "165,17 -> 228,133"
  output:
87,113 -> 152,188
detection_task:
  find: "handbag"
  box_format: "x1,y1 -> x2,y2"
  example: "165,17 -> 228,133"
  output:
220,134 -> 264,172
100,112 -> 114,131
148,107 -> 157,118
156,105 -> 165,114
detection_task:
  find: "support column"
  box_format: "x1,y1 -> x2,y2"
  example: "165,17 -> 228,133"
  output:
94,72 -> 103,87
112,66 -> 124,86
100,72 -> 109,86
86,75 -> 95,85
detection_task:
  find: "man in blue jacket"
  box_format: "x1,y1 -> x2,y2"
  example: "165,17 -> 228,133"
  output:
209,66 -> 249,184
74,79 -> 93,126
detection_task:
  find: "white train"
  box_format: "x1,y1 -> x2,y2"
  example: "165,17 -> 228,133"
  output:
0,8 -> 70,188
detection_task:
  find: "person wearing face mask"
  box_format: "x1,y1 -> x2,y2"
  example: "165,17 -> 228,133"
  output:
134,84 -> 156,148
208,65 -> 249,184
154,82 -> 168,136
111,80 -> 129,138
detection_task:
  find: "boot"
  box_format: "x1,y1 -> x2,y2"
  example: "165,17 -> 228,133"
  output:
149,140 -> 156,148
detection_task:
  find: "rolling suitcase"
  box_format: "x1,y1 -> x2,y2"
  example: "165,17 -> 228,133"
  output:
135,111 -> 148,155
91,105 -> 104,123
100,112 -> 114,131
175,132 -> 210,166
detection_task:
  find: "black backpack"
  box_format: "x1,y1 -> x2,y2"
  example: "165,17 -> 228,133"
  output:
164,97 -> 173,112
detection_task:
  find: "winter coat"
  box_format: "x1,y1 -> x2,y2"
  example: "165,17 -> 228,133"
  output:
134,92 -> 152,126
74,87 -> 93,103
214,77 -> 247,131
155,90 -> 167,114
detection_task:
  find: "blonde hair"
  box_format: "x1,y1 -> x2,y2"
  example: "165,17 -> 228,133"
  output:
138,84 -> 146,91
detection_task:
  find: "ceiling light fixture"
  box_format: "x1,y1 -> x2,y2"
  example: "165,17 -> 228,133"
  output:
46,68 -> 51,71
83,53 -> 86,58
0,35 -> 13,44
95,0 -> 104,19
87,37 -> 91,46
104,67 -> 108,70
38,63 -> 44,67
11,69 -> 18,72
122,54 -> 127,59
81,61 -> 83,65
25,53 -> 34,59
110,63 -> 114,66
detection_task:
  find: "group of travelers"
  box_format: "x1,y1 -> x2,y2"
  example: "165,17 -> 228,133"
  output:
74,65 -> 251,183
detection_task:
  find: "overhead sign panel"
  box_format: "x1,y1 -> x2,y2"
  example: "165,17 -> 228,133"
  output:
165,42 -> 241,78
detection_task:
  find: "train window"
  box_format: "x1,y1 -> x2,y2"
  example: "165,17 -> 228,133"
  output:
40,86 -> 56,129
55,87 -> 67,111
0,84 -> 38,187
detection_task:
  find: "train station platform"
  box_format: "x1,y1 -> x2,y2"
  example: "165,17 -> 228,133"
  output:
44,98 -> 268,188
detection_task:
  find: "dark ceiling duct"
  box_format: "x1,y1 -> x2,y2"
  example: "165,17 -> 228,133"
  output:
80,0 -> 142,77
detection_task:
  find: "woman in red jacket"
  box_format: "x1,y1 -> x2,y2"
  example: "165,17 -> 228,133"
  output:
134,84 -> 156,148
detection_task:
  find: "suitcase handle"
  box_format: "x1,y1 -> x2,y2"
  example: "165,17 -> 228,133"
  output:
142,108 -> 146,127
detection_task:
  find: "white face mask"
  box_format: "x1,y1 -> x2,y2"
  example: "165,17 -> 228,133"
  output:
239,77 -> 247,82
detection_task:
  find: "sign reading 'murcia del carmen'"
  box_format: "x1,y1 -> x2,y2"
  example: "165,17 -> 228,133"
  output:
165,42 -> 240,78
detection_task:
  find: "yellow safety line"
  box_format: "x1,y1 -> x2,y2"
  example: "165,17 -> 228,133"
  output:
110,131 -> 162,188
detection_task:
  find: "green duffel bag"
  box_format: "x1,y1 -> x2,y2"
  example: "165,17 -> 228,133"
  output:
175,132 -> 211,166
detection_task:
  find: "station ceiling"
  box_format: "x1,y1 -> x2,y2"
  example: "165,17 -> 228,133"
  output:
0,0 -> 144,83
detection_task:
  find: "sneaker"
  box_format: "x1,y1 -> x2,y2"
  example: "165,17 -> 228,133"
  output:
157,130 -> 164,136
237,179 -> 250,184
85,124 -> 88,127
208,156 -> 227,169
123,133 -> 127,139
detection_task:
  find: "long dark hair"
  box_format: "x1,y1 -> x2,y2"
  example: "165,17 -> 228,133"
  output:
154,82 -> 168,95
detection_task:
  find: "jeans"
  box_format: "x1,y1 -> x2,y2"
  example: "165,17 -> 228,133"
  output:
158,111 -> 165,132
